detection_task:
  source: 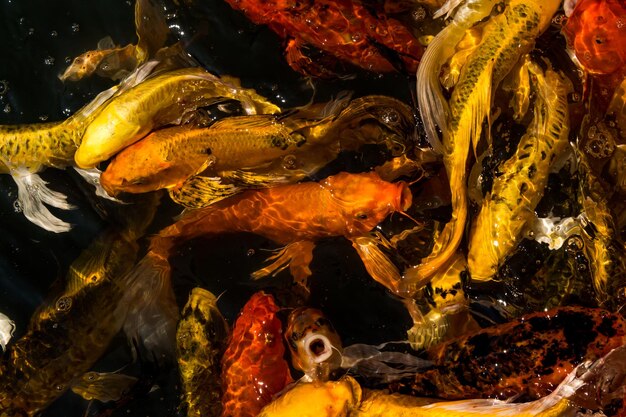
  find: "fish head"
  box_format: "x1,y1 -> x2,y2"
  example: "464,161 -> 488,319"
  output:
100,136 -> 178,195
76,111 -> 145,168
285,307 -> 342,380
321,171 -> 412,237
242,292 -> 284,355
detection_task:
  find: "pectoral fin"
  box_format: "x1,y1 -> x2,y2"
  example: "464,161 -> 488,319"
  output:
169,176 -> 240,209
73,167 -> 124,202
222,170 -> 289,187
251,241 -> 316,292
71,372 -> 138,403
11,168 -> 75,233
351,235 -> 408,296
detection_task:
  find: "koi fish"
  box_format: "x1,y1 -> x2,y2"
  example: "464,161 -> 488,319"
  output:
222,0 -> 422,77
405,252 -> 479,351
562,0 -> 626,76
284,308 -> 342,382
256,376 -> 361,417
403,0 -> 561,286
221,292 -> 292,417
59,0 -> 169,82
0,61 -> 159,232
143,171 -> 411,294
100,94 -> 416,208
389,306 -> 626,400
467,60 -> 572,282
354,360 -> 602,417
177,288 -> 229,417
416,0 -> 499,152
0,195 -> 161,415
74,67 -> 281,168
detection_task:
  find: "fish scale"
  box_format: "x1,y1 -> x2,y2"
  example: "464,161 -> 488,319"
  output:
403,0 -> 560,286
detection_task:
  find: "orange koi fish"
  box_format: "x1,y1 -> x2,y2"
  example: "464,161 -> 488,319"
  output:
222,0 -> 422,77
59,0 -> 169,82
148,171 -> 411,291
389,306 -> 626,401
562,0 -> 626,76
221,292 -> 292,417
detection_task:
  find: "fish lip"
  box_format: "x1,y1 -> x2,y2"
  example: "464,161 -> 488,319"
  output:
396,181 -> 412,211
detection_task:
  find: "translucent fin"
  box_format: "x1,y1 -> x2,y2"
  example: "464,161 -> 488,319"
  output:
223,170 -> 289,187
96,36 -> 116,50
350,235 -> 406,296
0,311 -> 15,351
433,0 -> 465,19
135,0 -> 169,60
251,240 -> 315,290
416,31 -> 449,154
169,176 -> 240,209
11,168 -> 75,233
71,372 -> 138,402
122,254 -> 179,364
72,167 -> 123,202
341,342 -> 433,383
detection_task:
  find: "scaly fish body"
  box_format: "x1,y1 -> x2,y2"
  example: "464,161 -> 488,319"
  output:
223,0 -> 422,76
467,62 -> 572,281
389,306 -> 626,401
75,67 -> 281,168
177,288 -> 229,417
404,0 -> 561,285
221,292 -> 292,417
0,197 -> 159,415
0,234 -> 139,415
0,120 -> 83,174
256,376 -> 361,417
285,308 -> 342,382
100,115 -> 306,195
151,171 -> 411,252
417,0 -> 499,152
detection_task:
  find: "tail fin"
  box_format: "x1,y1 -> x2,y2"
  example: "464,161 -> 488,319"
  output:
122,253 -> 179,364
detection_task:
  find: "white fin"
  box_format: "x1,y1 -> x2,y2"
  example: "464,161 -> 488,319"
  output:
73,167 -> 123,202
425,361 -> 589,415
122,254 -> 179,364
434,0 -> 465,19
11,167 -> 75,233
527,214 -> 585,250
0,311 -> 15,351
341,342 -> 433,383
96,35 -> 116,50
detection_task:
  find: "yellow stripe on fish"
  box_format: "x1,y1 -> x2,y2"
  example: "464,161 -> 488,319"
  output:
403,0 -> 561,288
75,67 -> 281,168
467,60 -> 572,282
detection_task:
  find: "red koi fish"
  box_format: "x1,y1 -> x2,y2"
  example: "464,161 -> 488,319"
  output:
221,292 -> 292,417
389,306 -> 626,401
222,0 -> 422,77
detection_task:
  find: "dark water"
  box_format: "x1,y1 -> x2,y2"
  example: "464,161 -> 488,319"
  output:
0,1 -> 419,415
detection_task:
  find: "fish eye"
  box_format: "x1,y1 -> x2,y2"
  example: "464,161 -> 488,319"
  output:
355,212 -> 369,220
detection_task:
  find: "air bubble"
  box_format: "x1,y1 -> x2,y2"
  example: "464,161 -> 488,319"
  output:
50,30 -> 58,37
412,7 -> 426,21
38,115 -> 49,121
3,104 -> 11,114
62,108 -> 71,117
351,33 -> 362,42
13,200 -> 22,213
246,249 -> 255,256
0,80 -> 8,96
56,296 -> 72,312
282,154 -> 297,170
380,108 -> 400,125
44,56 -> 55,66
71,23 -> 80,32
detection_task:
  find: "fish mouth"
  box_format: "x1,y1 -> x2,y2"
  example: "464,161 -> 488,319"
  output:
396,182 -> 413,211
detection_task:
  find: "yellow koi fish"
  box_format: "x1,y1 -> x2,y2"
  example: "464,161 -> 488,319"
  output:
403,0 -> 561,287
0,194 -> 161,416
75,67 -> 281,168
176,288 -> 229,417
59,0 -> 169,82
257,376 -> 361,417
467,60 -> 572,281
0,62 -> 157,232
406,252 -> 479,351
416,0 -> 499,152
